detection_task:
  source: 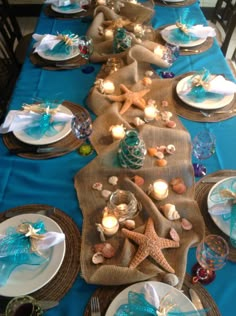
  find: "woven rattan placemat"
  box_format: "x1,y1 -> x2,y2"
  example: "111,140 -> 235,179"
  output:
0,204 -> 80,311
83,273 -> 220,316
172,75 -> 236,122
2,101 -> 86,159
155,0 -> 197,7
43,4 -> 94,19
195,169 -> 236,262
30,52 -> 88,70
155,27 -> 213,56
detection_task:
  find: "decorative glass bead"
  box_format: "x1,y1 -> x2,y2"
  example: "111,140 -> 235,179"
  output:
117,130 -> 146,169
113,28 -> 132,54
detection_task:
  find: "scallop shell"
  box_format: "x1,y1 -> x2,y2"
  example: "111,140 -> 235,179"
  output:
133,117 -> 145,127
160,204 -> 180,220
92,182 -> 103,191
124,219 -> 135,230
94,243 -> 116,258
108,176 -> 118,186
181,218 -> 193,230
163,273 -> 179,287
101,189 -> 112,200
169,227 -> 180,242
92,252 -> 104,264
133,175 -> 145,186
156,159 -> 167,167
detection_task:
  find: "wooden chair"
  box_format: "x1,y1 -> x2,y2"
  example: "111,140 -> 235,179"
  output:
0,0 -> 32,65
209,0 -> 236,56
0,36 -> 20,123
227,47 -> 236,77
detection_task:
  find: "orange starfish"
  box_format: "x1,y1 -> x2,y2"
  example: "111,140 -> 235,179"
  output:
122,217 -> 179,273
107,84 -> 150,115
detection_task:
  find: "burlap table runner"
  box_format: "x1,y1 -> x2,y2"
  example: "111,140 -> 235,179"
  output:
74,40 -> 205,289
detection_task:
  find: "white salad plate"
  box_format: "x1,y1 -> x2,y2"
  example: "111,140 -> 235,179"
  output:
207,176 -> 236,236
37,47 -> 79,61
13,104 -> 72,146
0,213 -> 66,297
161,25 -> 206,47
105,281 -> 198,316
176,75 -> 235,110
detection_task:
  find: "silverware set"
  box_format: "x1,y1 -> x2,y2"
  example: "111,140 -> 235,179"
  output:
90,296 -> 101,316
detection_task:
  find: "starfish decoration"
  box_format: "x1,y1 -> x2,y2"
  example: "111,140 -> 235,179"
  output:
122,217 -> 179,273
107,83 -> 150,115
103,18 -> 131,31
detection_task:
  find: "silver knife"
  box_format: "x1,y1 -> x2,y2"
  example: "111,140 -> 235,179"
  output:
201,176 -> 227,183
4,208 -> 56,218
10,147 -> 70,154
189,289 -> 206,315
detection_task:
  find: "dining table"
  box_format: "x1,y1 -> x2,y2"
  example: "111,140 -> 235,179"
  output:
0,0 -> 236,315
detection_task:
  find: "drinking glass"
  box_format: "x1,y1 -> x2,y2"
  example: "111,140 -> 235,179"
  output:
192,130 -> 216,177
78,35 -> 93,60
5,295 -> 43,316
192,234 -> 229,284
71,110 -> 93,156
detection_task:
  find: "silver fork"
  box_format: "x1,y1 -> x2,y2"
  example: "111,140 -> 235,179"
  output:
200,109 -> 236,117
90,296 -> 101,316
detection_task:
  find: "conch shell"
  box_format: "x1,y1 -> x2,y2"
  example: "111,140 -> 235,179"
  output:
159,204 -> 180,220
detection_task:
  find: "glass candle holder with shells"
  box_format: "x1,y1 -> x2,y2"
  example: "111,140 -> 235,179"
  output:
102,57 -> 124,76
107,189 -> 140,222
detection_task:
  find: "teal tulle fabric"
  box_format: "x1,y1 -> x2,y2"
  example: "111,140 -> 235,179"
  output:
186,69 -> 223,103
115,291 -> 209,316
23,101 -> 66,139
44,31 -> 79,56
0,220 -> 48,287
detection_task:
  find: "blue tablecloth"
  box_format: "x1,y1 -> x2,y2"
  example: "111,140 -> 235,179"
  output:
0,2 -> 235,315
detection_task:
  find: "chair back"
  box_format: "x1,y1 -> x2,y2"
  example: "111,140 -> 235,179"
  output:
211,0 -> 236,55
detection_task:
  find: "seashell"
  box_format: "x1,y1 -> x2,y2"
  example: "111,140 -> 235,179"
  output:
92,182 -> 103,191
101,189 -> 112,200
124,219 -> 136,230
169,227 -> 180,242
166,120 -> 176,128
142,77 -> 152,86
181,218 -> 193,230
170,178 -> 183,186
165,144 -> 176,155
160,204 -> 180,220
161,100 -> 169,107
133,175 -> 145,186
172,183 -> 187,194
133,117 -> 145,127
156,145 -> 166,153
156,159 -> 167,167
92,252 -> 104,264
108,176 -> 118,186
145,70 -> 154,77
155,151 -> 165,159
94,243 -> 116,258
148,147 -> 158,157
161,111 -> 172,121
147,99 -> 156,106
163,273 -> 179,287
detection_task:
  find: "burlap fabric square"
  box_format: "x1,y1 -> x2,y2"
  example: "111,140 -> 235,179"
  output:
74,43 -> 205,289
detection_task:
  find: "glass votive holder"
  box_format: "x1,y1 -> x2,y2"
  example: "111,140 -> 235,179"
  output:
108,189 -> 139,222
5,295 -> 43,316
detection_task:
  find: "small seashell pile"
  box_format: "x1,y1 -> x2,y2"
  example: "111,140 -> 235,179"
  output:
92,242 -> 116,264
147,144 -> 176,167
170,177 -> 187,194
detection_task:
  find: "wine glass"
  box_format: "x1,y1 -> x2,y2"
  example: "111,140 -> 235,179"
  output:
78,35 -> 95,74
192,130 -> 216,177
159,43 -> 179,79
71,110 -> 93,156
192,234 -> 229,284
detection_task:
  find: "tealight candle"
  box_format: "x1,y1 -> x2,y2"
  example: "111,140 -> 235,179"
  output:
104,29 -> 114,40
102,215 -> 119,236
144,105 -> 157,122
110,124 -> 126,141
154,45 -> 164,58
97,0 -> 106,4
152,179 -> 168,200
103,80 -> 115,94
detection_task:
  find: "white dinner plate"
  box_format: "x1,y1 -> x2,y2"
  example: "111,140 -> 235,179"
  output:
162,0 -> 185,2
105,281 -> 198,316
37,46 -> 80,61
161,25 -> 206,47
176,75 -> 235,110
51,4 -> 85,14
13,104 -> 72,146
207,177 -> 236,236
0,213 -> 66,297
